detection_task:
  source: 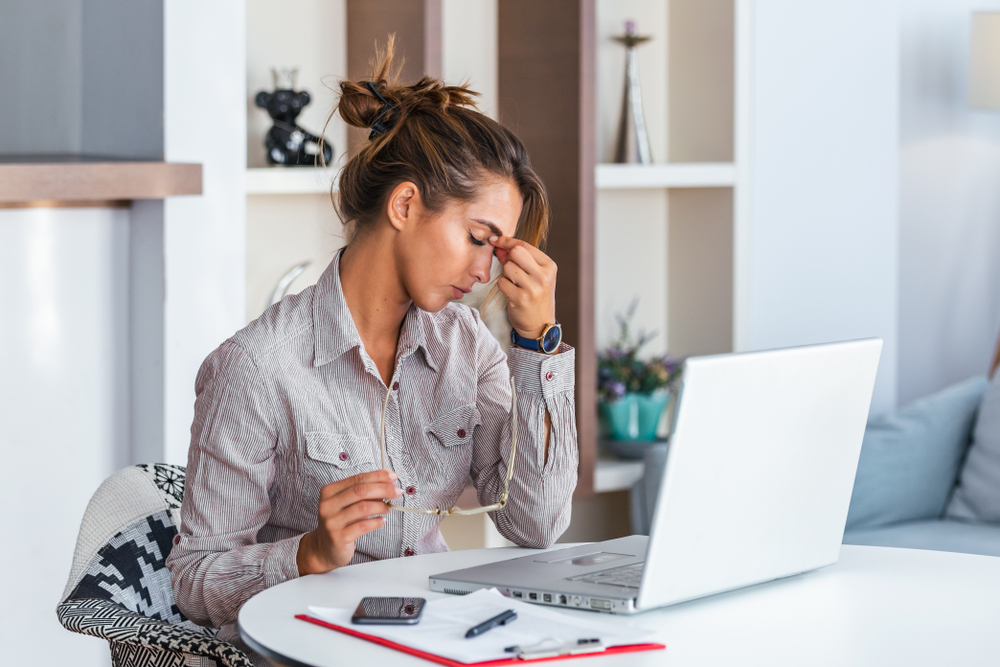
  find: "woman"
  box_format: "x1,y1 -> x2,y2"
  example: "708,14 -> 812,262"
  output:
165,41 -> 578,653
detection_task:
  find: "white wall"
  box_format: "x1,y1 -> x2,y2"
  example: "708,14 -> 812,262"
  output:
745,0 -> 900,415
0,207 -> 127,665
162,0 -> 248,465
897,0 -> 1000,405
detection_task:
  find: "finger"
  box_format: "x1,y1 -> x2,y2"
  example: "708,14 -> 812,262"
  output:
496,276 -> 519,301
502,259 -> 531,288
489,235 -> 551,268
324,481 -> 401,516
320,469 -> 398,501
340,516 -> 387,544
340,499 -> 393,526
493,245 -> 511,266
340,480 -> 403,506
326,499 -> 392,532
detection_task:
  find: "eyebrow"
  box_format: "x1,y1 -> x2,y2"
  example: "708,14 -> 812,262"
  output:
471,218 -> 503,238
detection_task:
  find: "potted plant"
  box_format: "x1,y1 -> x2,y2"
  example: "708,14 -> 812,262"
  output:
598,301 -> 682,444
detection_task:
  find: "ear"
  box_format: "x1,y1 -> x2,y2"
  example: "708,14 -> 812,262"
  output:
255,91 -> 271,108
386,181 -> 421,233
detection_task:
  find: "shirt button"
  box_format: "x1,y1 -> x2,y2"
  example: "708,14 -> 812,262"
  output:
404,548 -> 415,557
546,371 -> 554,381
457,428 -> 467,438
173,535 -> 181,546
406,485 -> 416,495
392,381 -> 399,390
338,452 -> 349,461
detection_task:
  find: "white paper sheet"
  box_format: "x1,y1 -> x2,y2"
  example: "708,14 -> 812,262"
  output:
307,588 -> 654,664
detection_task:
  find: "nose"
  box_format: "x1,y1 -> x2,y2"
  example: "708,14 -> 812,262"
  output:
471,249 -> 492,284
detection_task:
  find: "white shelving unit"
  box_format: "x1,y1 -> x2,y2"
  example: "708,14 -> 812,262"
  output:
596,162 -> 736,189
594,458 -> 645,493
245,167 -> 339,196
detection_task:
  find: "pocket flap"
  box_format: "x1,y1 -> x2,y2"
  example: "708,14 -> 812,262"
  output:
425,403 -> 481,448
305,432 -> 374,468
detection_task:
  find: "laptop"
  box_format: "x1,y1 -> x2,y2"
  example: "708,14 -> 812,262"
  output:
429,339 -> 882,614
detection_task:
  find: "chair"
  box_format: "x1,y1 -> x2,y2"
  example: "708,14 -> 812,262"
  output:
56,463 -> 252,667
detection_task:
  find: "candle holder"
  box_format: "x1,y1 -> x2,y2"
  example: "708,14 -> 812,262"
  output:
613,21 -> 653,164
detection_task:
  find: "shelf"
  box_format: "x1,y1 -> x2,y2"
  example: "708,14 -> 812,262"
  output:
594,458 -> 644,493
0,156 -> 202,205
245,167 -> 339,195
595,162 -> 736,189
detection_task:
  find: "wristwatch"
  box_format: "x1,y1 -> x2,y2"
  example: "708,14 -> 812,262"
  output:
510,322 -> 562,355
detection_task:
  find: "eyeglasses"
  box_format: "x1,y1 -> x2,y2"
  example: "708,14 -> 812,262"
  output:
379,377 -> 518,516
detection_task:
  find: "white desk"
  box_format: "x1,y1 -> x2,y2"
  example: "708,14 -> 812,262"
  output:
239,545 -> 1000,666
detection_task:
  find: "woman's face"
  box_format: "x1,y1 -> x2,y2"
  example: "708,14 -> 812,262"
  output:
394,178 -> 521,313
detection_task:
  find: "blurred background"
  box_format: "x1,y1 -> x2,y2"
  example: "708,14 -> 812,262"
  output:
2,0 -> 1000,663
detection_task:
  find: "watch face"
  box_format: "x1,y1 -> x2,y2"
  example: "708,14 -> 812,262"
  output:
541,324 -> 562,354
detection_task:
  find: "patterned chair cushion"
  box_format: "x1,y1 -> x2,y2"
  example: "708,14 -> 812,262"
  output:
57,464 -> 252,667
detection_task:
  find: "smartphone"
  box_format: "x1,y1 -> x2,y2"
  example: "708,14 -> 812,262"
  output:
351,596 -> 426,625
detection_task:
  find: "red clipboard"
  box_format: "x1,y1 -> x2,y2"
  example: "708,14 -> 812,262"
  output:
295,614 -> 666,666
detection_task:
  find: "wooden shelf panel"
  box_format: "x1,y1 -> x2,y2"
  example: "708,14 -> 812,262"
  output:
245,167 -> 339,195
596,162 -> 736,189
0,159 -> 201,204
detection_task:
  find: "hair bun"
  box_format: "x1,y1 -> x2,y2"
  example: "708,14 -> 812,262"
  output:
336,35 -> 479,139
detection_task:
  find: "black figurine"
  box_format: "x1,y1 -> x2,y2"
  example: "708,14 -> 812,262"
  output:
255,68 -> 334,167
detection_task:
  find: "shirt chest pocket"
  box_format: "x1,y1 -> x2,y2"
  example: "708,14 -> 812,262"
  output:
304,432 -> 377,483
425,403 -> 481,449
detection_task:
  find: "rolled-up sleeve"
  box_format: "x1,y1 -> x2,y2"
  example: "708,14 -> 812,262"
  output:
165,341 -> 302,629
470,316 -> 578,548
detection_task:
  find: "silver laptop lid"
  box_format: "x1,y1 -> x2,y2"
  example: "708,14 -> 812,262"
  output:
637,339 -> 882,609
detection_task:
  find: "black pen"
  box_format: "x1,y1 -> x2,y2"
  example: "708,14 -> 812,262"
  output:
465,609 -> 517,638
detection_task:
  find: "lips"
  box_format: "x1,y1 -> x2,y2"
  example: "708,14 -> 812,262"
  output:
451,285 -> 471,299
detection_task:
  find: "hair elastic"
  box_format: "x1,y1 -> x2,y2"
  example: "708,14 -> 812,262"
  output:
365,81 -> 397,139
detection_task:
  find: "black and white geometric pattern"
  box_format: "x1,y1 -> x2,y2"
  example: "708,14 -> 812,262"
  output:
57,598 -> 252,667
57,464 -> 253,667
136,463 -> 185,509
69,510 -> 203,630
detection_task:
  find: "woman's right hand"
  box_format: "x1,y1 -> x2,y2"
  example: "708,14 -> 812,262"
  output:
296,469 -> 401,575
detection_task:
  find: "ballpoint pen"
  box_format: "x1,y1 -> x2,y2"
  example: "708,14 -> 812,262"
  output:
465,609 -> 517,638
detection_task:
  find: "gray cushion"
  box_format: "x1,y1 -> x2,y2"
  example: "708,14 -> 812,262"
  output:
845,376 -> 989,531
844,519 -> 1000,558
947,373 -> 1000,521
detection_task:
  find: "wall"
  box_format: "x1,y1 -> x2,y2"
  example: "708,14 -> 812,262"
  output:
0,3 -> 164,663
0,0 -> 83,153
162,0 -> 247,465
745,0 -> 900,415
0,0 -> 163,158
0,207 -> 127,665
897,0 -> 1000,405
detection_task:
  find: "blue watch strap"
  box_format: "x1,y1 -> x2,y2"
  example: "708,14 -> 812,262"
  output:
510,328 -> 542,352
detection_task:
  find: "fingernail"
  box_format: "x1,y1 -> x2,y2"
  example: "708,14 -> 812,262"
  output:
489,235 -> 498,243
388,471 -> 398,481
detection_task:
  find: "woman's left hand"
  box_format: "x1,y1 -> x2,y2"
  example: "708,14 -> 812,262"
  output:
489,235 -> 557,341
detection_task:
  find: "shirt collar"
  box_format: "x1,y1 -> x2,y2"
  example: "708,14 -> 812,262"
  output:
312,248 -> 437,373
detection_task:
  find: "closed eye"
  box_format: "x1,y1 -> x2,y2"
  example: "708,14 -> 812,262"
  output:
468,230 -> 486,247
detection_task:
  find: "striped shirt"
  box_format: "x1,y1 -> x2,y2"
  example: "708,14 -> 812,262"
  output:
165,247 -> 578,640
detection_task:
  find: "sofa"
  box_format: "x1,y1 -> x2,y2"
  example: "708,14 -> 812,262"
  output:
843,372 -> 1000,556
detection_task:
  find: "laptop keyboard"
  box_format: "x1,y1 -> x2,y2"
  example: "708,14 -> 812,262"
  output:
569,561 -> 645,589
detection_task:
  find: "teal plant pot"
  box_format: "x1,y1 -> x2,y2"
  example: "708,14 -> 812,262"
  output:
600,392 -> 670,441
